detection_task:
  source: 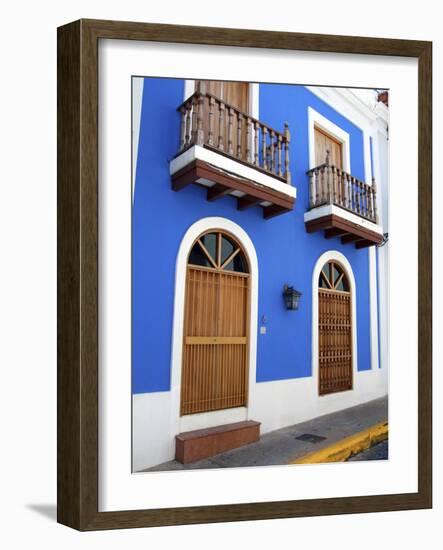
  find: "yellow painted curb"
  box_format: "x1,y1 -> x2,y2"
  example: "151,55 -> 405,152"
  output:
289,421 -> 388,464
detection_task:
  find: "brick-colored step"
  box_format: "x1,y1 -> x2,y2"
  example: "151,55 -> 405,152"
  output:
175,420 -> 261,464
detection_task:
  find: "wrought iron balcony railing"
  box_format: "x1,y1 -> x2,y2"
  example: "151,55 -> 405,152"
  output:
177,90 -> 291,185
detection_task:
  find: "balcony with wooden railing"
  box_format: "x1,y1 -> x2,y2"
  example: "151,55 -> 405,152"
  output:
170,85 -> 296,219
304,152 -> 383,248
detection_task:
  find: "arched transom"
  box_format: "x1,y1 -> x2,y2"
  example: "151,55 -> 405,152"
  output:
319,260 -> 350,292
188,231 -> 249,274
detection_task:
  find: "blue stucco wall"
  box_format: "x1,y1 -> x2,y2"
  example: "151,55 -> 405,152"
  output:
132,78 -> 372,394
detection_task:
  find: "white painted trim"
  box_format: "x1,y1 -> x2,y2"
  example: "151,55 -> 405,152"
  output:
371,130 -> 383,222
169,217 -> 259,441
183,79 -> 195,100
170,145 -> 296,199
179,407 -> 247,433
248,370 -> 387,436
363,130 -> 373,185
131,77 -> 144,200
311,251 -> 358,398
377,243 -> 389,380
250,82 -> 259,119
374,100 -> 389,124
371,126 -> 388,230
368,246 -> 380,370
308,107 -> 351,172
133,391 -> 173,471
363,127 -> 380,372
249,83 -> 259,160
307,86 -> 378,127
368,124 -> 389,378
304,204 -> 383,235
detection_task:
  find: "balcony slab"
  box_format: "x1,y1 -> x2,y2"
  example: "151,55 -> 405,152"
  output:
171,145 -> 296,197
170,146 -> 296,219
304,204 -> 383,247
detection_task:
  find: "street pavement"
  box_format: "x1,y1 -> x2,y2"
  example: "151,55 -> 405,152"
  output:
348,439 -> 388,461
144,395 -> 388,472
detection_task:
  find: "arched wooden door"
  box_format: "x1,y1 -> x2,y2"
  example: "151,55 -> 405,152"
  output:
318,260 -> 353,395
181,230 -> 250,416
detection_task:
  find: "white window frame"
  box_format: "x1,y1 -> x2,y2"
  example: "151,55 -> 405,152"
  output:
308,106 -> 351,172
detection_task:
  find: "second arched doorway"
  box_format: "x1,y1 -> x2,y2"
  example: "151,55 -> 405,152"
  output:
318,260 -> 353,395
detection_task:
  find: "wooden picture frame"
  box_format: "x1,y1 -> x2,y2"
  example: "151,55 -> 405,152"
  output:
57,19 -> 432,530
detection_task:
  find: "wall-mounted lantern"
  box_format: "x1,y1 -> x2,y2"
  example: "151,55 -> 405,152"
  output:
283,285 -> 302,311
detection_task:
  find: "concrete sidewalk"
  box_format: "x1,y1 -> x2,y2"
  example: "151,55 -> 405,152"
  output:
144,396 -> 388,471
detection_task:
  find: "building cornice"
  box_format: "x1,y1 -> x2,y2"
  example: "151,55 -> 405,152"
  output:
307,86 -> 388,131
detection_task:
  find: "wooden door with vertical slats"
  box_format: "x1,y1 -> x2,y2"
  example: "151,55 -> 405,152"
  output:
315,126 -> 343,169
181,231 -> 250,415
202,80 -> 249,113
197,80 -> 250,160
318,261 -> 353,395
